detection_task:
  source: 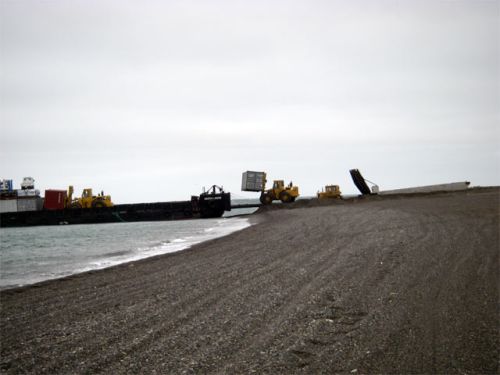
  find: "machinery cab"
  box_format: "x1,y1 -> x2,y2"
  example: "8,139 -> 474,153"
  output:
21,177 -> 35,190
272,180 -> 284,190
79,189 -> 95,208
325,185 -> 339,194
82,189 -> 93,199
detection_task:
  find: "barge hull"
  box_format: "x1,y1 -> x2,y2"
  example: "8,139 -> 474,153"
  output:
1,189 -> 231,228
0,201 -> 196,228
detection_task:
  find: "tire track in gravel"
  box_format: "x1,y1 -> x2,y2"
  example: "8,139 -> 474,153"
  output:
226,204 -> 458,374
90,215 -> 361,373
54,214 -> 332,369
209,206 -> 401,373
176,233 -> 363,373
1,225 -> 282,371
92,207 -> 373,373
345,194 -> 499,374
224,207 -> 429,373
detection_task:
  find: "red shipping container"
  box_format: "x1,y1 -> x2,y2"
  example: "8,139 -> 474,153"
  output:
44,190 -> 67,210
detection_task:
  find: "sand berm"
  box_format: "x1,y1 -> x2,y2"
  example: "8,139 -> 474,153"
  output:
1,188 -> 498,374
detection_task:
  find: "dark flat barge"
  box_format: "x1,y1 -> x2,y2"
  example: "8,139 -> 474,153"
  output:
0,186 -> 231,228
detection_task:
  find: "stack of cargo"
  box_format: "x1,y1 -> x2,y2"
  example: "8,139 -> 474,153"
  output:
0,177 -> 43,213
16,177 -> 43,212
0,179 -> 14,194
241,171 -> 266,192
0,179 -> 17,213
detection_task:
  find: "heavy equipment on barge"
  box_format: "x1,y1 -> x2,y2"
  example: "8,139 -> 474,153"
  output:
67,186 -> 114,209
0,178 -> 231,228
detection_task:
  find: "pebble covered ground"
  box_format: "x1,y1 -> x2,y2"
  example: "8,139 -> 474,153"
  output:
1,188 -> 498,374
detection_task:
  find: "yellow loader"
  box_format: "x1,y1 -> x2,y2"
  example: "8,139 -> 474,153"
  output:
66,186 -> 113,209
260,179 -> 300,205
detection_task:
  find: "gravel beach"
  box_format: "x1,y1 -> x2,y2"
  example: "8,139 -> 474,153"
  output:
1,188 -> 498,374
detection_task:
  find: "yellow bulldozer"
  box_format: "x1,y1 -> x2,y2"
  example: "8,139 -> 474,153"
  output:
317,185 -> 342,199
66,186 -> 114,209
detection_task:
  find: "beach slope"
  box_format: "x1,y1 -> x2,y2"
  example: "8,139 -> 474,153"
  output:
1,188 -> 498,374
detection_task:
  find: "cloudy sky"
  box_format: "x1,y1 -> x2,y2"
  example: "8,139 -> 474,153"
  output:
1,0 -> 498,203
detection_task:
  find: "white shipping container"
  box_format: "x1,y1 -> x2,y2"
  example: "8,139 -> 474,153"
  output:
0,199 -> 18,213
16,189 -> 40,197
17,197 -> 43,212
241,171 -> 266,192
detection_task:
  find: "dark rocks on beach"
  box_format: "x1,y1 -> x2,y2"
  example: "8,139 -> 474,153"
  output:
1,188 -> 498,374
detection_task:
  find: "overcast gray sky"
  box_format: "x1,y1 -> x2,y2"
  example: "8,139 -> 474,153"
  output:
1,0 -> 498,203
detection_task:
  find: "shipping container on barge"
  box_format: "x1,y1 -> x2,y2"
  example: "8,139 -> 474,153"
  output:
0,183 -> 231,228
1,177 -> 44,215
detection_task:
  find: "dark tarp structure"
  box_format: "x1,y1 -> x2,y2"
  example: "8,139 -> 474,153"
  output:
349,169 -> 372,195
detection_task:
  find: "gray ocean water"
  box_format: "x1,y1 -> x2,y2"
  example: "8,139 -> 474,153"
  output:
0,215 -> 253,290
